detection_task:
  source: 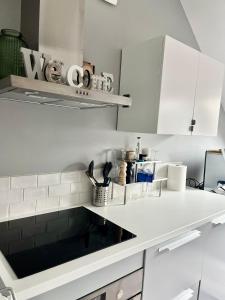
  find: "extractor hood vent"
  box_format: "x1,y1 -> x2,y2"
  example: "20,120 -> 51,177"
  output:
0,76 -> 132,109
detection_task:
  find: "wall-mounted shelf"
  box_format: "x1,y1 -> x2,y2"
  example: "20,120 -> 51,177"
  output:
0,75 -> 132,110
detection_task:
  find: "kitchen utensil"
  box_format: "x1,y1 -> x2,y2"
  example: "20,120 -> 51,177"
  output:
88,160 -> 94,177
0,29 -> 27,79
87,161 -> 99,185
103,162 -> 112,186
85,171 -> 96,187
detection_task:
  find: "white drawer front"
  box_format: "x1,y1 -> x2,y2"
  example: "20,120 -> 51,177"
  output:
200,221 -> 225,299
143,226 -> 207,300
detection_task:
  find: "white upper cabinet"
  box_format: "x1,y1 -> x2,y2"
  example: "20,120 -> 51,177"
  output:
192,54 -> 224,136
157,36 -> 199,135
117,35 -> 224,136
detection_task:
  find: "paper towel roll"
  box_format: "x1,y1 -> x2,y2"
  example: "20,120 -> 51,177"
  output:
167,164 -> 187,191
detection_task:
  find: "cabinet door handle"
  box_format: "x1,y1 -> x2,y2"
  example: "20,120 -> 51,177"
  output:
212,214 -> 225,225
172,288 -> 194,300
158,230 -> 201,252
0,287 -> 16,300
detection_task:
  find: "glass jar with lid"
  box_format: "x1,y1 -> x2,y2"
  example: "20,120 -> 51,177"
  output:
0,29 -> 27,79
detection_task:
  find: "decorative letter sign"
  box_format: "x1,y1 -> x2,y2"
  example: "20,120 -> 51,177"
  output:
45,60 -> 64,84
21,48 -> 45,81
66,65 -> 84,88
102,72 -> 114,93
21,47 -> 114,94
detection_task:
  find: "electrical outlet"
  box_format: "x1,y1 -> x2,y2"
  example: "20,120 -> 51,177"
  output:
104,0 -> 118,6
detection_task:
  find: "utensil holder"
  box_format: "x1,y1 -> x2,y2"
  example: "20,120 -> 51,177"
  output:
93,186 -> 110,207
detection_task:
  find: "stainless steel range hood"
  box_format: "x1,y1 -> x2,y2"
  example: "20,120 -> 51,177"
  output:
21,0 -> 85,68
0,76 -> 132,109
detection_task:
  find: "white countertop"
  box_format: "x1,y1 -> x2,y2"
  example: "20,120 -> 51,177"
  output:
1,189 -> 225,299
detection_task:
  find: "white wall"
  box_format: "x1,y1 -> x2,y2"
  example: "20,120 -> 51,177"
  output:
0,0 -> 21,30
0,0 -> 224,182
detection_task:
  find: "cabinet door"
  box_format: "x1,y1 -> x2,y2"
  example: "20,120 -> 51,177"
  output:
200,215 -> 225,299
157,36 -> 199,135
193,54 -> 224,136
117,36 -> 165,134
142,227 -> 206,300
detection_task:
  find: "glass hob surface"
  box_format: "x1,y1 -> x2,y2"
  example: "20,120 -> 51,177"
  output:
0,207 -> 136,279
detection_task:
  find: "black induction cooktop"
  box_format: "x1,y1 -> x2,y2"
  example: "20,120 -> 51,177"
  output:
0,207 -> 136,279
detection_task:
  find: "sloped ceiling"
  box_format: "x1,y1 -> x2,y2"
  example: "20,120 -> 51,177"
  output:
180,0 -> 225,107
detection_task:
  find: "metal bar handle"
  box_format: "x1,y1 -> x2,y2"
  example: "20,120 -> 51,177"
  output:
172,288 -> 194,300
0,287 -> 16,300
158,230 -> 201,253
212,214 -> 225,225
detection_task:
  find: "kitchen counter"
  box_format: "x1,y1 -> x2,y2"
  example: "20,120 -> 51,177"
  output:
1,188 -> 225,299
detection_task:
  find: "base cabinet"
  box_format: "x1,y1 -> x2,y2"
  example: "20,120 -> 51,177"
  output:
199,214 -> 225,300
142,226 -> 207,300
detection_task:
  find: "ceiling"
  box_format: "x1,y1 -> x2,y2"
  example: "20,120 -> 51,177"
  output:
180,0 -> 225,107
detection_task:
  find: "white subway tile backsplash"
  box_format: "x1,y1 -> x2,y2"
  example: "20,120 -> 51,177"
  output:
10,200 -> 36,218
0,177 -> 10,191
0,204 -> 9,219
0,189 -> 23,204
0,171 -> 93,220
0,168 -> 155,221
49,184 -> 71,197
71,182 -> 92,193
38,173 -> 60,187
8,189 -> 24,204
11,175 -> 37,189
70,183 -> 79,193
80,192 -> 92,204
61,172 -> 81,184
24,187 -> 48,201
60,194 -> 80,208
36,197 -> 60,212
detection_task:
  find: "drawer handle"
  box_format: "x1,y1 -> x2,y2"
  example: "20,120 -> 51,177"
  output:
158,230 -> 201,252
117,289 -> 124,299
0,287 -> 16,300
212,215 -> 225,225
172,288 -> 194,300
